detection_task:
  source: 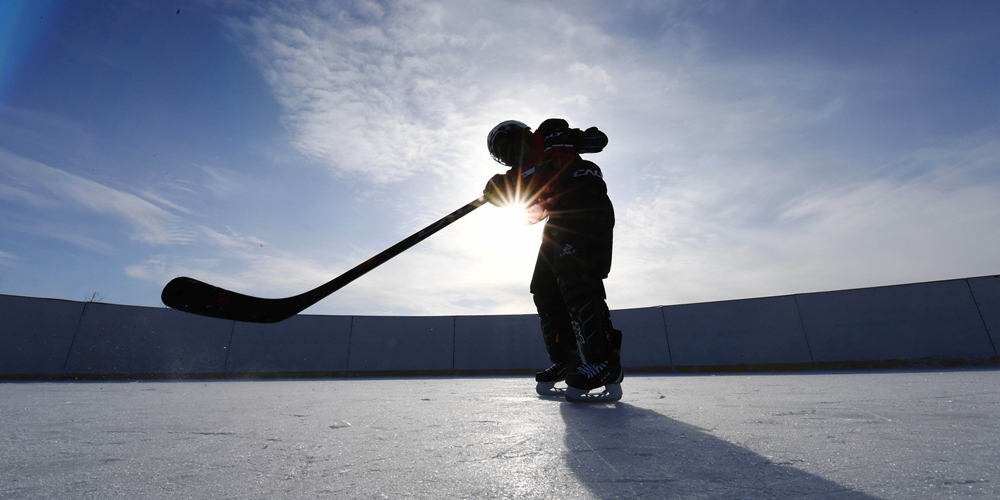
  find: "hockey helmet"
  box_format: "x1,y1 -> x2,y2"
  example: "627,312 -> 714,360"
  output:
487,120 -> 531,167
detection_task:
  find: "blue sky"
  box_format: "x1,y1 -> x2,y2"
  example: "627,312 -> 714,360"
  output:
1,0 -> 998,316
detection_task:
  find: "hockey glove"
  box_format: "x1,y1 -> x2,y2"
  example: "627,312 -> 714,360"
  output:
483,173 -> 508,207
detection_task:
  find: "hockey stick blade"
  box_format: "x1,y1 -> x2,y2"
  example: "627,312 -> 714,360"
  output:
161,277 -> 304,323
162,197 -> 488,323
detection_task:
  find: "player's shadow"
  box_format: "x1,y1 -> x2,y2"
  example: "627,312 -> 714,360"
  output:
559,402 -> 882,499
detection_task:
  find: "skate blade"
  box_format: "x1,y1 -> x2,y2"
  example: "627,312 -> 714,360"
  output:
536,381 -> 567,397
565,383 -> 622,403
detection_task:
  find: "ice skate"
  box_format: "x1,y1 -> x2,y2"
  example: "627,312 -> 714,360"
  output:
565,360 -> 624,403
535,354 -> 581,397
562,297 -> 623,403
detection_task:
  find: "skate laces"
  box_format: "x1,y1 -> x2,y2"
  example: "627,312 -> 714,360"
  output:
543,360 -> 570,374
578,362 -> 607,379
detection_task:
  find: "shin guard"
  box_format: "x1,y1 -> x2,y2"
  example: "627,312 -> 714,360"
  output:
566,294 -> 621,365
533,293 -> 578,364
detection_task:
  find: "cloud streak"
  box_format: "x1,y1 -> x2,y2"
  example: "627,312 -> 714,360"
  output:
0,150 -> 195,245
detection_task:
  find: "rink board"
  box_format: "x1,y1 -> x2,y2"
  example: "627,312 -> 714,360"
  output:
797,279 -> 995,363
663,295 -> 812,368
1,274 -> 997,378
0,295 -> 84,376
228,314 -> 353,374
612,307 -> 672,368
968,276 -> 1000,347
347,315 -> 454,372
64,303 -> 233,376
454,314 -> 549,371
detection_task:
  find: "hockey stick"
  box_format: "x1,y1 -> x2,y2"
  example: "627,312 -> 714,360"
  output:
161,197 -> 488,323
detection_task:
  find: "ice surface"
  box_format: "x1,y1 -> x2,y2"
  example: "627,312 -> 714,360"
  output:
1,370 -> 998,499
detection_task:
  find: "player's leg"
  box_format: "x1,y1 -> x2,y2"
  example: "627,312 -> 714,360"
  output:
529,227 -> 581,396
549,211 -> 622,402
532,291 -> 582,395
558,273 -> 624,402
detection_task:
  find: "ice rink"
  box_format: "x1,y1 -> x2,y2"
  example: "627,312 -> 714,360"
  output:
1,368 -> 998,499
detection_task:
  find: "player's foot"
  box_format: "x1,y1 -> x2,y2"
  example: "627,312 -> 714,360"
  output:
565,361 -> 624,403
535,356 -> 580,396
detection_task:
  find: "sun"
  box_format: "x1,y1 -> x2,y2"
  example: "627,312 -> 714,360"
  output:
474,203 -> 545,260
491,202 -> 533,226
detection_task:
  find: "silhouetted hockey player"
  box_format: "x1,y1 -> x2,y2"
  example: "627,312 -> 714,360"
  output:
484,118 -> 623,403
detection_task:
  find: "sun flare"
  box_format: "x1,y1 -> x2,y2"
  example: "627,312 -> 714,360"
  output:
474,203 -> 545,262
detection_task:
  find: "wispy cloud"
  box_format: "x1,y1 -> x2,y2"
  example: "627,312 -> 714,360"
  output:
137,189 -> 194,215
198,165 -> 244,199
0,250 -> 15,267
225,1 -> 632,187
227,2 -> 474,183
0,150 -> 196,245
568,63 -> 617,94
0,210 -> 119,253
609,130 -> 1000,307
0,150 -> 308,299
197,225 -> 266,249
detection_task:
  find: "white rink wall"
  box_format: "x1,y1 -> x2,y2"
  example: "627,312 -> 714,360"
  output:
1,276 -> 998,379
